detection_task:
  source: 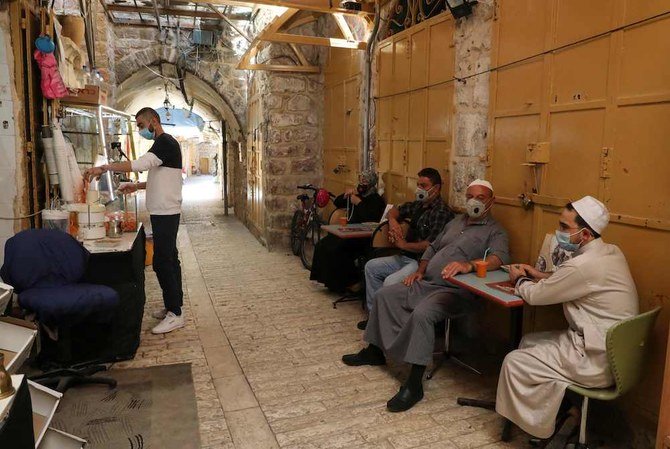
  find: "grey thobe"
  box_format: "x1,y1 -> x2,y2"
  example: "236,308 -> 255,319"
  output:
496,239 -> 639,439
364,215 -> 510,366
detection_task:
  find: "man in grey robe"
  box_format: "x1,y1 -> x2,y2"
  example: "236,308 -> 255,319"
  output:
342,180 -> 510,412
496,196 -> 638,439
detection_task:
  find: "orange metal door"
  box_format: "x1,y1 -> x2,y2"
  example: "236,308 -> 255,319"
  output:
488,1 -> 670,436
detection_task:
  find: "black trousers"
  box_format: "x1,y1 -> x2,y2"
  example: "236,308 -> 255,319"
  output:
150,214 -> 183,315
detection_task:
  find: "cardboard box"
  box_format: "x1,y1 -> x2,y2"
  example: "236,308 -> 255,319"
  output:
28,380 -> 63,447
61,84 -> 107,106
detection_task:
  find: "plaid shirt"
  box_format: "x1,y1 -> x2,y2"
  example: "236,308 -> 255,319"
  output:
397,197 -> 453,245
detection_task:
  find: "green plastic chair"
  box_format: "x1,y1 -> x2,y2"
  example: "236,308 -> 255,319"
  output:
566,307 -> 661,448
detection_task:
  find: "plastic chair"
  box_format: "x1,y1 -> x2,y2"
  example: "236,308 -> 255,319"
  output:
328,208 -> 347,224
370,220 -> 410,250
566,307 -> 660,448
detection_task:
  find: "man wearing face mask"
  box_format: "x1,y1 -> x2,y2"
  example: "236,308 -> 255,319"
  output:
496,196 -> 638,440
343,179 -> 509,411
359,168 -> 453,329
310,170 -> 386,293
84,107 -> 184,335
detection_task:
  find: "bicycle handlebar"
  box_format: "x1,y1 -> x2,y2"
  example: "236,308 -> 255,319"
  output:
297,184 -> 336,200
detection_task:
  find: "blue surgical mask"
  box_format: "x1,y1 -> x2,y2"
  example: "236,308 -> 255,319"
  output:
555,229 -> 583,252
139,127 -> 155,140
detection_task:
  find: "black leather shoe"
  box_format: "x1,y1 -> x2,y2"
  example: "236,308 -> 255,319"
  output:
386,385 -> 424,412
342,346 -> 385,366
356,319 -> 368,330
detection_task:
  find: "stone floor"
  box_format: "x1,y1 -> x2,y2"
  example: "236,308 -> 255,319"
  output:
112,176 -> 531,449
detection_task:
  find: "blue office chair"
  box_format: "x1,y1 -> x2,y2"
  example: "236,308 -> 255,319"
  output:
1,229 -> 119,392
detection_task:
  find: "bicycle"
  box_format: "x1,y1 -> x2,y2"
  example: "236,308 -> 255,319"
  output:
290,193 -> 311,256
291,184 -> 334,270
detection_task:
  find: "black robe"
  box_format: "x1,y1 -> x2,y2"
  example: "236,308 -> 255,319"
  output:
309,192 -> 386,293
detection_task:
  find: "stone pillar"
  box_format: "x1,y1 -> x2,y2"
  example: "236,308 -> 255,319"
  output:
260,70 -> 323,250
450,0 -> 494,208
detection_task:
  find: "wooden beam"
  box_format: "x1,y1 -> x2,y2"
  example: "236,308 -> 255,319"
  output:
191,0 -> 373,16
206,3 -> 252,42
284,12 -> 319,31
332,12 -> 355,41
106,4 -> 251,20
266,32 -> 366,49
114,19 -> 221,31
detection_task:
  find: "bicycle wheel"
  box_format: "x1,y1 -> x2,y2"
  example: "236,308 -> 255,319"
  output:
300,218 -> 322,270
290,210 -> 305,256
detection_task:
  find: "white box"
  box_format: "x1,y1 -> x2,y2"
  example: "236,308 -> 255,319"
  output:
27,380 -> 63,447
38,427 -> 87,449
0,319 -> 37,373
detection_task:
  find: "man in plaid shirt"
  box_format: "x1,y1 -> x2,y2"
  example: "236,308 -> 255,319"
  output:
359,168 -> 453,330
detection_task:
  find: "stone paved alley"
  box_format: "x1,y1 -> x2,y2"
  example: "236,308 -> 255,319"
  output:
112,176 -> 527,449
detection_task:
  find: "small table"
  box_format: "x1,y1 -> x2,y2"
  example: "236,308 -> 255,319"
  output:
446,269 -> 525,442
321,223 -> 377,239
82,225 -> 143,254
321,223 -> 379,308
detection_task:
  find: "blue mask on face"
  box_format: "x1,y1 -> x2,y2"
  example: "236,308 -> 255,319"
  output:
139,127 -> 155,140
555,229 -> 583,252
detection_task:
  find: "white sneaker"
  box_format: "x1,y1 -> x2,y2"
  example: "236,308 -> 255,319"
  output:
151,312 -> 185,334
151,308 -> 168,320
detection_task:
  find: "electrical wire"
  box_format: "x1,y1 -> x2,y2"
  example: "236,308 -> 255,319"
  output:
0,210 -> 45,220
373,9 -> 670,100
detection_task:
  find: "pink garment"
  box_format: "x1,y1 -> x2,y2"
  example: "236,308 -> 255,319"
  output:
34,50 -> 68,99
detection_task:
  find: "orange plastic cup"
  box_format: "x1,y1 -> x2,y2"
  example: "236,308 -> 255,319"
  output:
474,260 -> 489,278
339,216 -> 348,226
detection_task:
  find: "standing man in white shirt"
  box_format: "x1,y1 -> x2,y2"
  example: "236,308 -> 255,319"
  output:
85,107 -> 185,334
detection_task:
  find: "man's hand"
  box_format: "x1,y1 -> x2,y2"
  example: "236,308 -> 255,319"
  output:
118,182 -> 139,194
84,165 -> 106,181
441,261 -> 472,281
393,237 -> 406,250
403,272 -> 423,286
515,263 -> 544,279
508,264 -> 528,283
388,219 -> 402,242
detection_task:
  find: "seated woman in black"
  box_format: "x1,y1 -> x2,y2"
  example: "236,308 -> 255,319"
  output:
310,170 -> 386,293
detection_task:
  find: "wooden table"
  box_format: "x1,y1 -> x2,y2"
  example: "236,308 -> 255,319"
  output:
321,223 -> 378,239
447,269 -> 525,441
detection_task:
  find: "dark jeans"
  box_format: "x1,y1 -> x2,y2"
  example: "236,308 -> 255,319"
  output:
150,214 -> 183,315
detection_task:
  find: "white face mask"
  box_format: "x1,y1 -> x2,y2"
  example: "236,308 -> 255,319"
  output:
415,185 -> 435,202
466,198 -> 491,218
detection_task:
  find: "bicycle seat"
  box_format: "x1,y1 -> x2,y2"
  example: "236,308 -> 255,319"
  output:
297,184 -> 316,190
296,194 -> 309,201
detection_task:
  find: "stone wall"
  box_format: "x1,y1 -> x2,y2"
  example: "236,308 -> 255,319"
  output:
449,0 -> 494,208
113,26 -> 248,129
246,15 -> 325,250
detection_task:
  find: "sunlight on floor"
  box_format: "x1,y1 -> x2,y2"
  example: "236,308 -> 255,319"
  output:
182,175 -> 222,203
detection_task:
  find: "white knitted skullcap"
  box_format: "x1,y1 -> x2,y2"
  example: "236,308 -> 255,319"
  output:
572,196 -> 609,234
468,179 -> 493,193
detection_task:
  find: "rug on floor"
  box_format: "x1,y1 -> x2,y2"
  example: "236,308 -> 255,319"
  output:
51,363 -> 200,449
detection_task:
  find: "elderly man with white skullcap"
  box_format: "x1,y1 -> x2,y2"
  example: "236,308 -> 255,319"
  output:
342,179 -> 510,411
497,196 -> 639,440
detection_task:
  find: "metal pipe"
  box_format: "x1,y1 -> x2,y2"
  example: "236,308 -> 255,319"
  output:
97,106 -> 116,202
362,1 -> 381,171
222,120 -> 229,215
